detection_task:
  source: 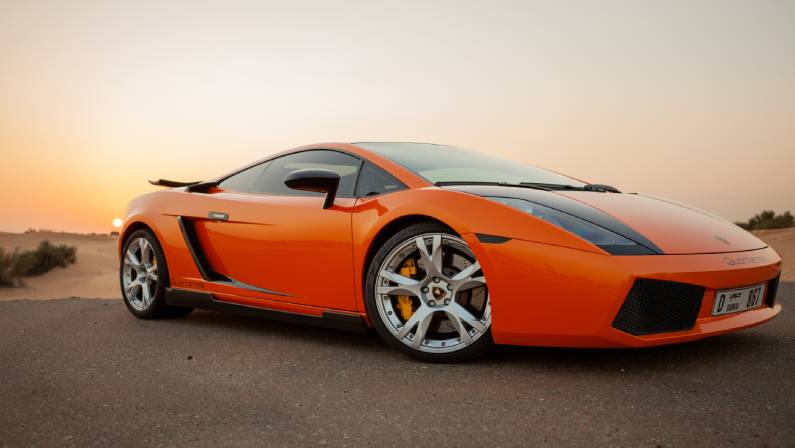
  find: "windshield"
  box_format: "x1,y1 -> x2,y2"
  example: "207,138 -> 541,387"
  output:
355,142 -> 586,187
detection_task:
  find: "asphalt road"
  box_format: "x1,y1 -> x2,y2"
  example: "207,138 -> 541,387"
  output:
1,285 -> 793,448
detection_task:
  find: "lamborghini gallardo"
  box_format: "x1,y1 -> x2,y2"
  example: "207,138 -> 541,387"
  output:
119,142 -> 782,361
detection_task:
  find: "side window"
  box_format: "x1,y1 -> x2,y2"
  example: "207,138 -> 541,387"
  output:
218,162 -> 270,192
251,150 -> 362,197
355,163 -> 405,197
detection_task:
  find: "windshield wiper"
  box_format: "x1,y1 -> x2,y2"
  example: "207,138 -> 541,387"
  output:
435,181 -> 552,191
520,182 -> 583,191
520,182 -> 621,193
436,181 -> 621,193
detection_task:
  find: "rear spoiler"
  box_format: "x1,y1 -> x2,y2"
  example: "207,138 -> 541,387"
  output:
149,179 -> 202,188
148,179 -> 219,193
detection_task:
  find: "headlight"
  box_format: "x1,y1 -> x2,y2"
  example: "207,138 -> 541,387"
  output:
487,197 -> 654,254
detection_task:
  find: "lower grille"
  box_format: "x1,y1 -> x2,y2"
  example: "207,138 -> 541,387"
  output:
612,279 -> 705,336
766,275 -> 780,307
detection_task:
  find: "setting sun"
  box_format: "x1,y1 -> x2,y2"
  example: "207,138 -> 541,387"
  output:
112,218 -> 123,228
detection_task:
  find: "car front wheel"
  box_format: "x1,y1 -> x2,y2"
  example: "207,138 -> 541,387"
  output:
120,229 -> 192,319
365,222 -> 493,362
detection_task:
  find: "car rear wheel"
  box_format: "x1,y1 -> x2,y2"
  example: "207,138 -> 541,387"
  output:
120,229 -> 193,319
365,222 -> 493,362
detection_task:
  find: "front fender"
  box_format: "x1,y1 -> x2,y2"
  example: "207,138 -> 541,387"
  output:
350,187 -> 604,313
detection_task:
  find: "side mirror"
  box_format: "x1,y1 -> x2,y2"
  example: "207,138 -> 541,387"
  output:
283,169 -> 341,209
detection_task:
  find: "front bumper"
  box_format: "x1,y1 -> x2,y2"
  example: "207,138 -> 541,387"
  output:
465,235 -> 782,348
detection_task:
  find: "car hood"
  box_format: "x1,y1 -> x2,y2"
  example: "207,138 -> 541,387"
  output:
444,185 -> 767,255
554,192 -> 766,254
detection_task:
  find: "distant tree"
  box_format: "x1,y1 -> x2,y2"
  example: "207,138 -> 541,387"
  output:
736,210 -> 794,230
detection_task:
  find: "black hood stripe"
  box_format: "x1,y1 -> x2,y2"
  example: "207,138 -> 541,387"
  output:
443,185 -> 664,255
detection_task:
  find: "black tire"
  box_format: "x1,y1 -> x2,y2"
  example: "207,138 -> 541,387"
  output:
120,229 -> 193,319
365,222 -> 494,362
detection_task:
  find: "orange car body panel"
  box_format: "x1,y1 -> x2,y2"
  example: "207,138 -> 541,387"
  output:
120,142 -> 783,348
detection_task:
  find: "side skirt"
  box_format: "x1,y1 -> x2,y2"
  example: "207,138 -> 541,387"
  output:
165,288 -> 367,333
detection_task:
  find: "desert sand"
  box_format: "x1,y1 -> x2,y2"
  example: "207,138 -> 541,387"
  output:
0,228 -> 793,300
0,231 -> 120,300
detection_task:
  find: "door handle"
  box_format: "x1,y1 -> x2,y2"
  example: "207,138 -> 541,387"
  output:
208,211 -> 229,221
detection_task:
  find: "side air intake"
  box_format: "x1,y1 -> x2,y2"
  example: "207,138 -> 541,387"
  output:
612,279 -> 705,336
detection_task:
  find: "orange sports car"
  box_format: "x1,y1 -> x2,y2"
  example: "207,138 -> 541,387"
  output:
119,142 -> 782,361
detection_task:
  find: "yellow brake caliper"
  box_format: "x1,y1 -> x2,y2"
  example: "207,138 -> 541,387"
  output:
396,258 -> 417,321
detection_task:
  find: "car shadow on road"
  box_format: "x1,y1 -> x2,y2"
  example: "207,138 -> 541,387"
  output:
171,308 -> 388,351
485,331 -> 778,371
164,304 -> 783,371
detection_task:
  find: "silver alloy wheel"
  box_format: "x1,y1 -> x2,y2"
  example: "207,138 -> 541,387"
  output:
122,237 -> 159,311
375,233 -> 491,354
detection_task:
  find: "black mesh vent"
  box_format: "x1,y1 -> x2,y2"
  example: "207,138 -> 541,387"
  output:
766,275 -> 780,308
612,279 -> 705,336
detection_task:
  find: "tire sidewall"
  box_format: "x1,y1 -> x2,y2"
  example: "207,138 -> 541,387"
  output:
365,222 -> 493,363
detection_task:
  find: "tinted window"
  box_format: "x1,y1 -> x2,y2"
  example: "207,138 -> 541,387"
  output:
356,142 -> 586,187
355,162 -> 405,197
219,162 -> 270,192
252,150 -> 362,197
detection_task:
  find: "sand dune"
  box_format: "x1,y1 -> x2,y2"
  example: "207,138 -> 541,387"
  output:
0,228 -> 793,300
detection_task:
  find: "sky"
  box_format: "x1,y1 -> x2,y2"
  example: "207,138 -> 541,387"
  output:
1,0 -> 793,233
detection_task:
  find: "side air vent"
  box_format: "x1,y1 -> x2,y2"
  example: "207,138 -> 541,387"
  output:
176,216 -> 288,297
612,279 -> 705,336
766,275 -> 780,308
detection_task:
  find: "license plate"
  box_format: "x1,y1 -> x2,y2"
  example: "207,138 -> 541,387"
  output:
712,283 -> 766,316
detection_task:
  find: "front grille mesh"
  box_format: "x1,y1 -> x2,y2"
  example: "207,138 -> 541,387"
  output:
612,279 -> 705,336
766,275 -> 780,307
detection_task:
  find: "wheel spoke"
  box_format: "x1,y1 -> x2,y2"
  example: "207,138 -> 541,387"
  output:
139,239 -> 151,264
146,265 -> 158,282
445,310 -> 473,345
396,305 -> 432,340
125,251 -> 140,267
429,234 -> 443,274
376,285 -> 419,297
415,235 -> 442,276
449,302 -> 486,332
412,312 -> 434,349
380,270 -> 419,286
126,279 -> 142,299
454,276 -> 486,291
451,261 -> 481,282
141,282 -> 151,307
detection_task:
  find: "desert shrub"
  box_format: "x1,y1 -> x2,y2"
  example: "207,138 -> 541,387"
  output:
736,210 -> 795,230
13,241 -> 77,277
0,248 -> 19,287
0,241 -> 78,287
